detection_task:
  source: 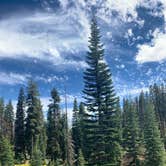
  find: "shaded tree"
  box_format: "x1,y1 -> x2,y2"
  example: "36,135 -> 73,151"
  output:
144,101 -> 165,166
83,15 -> 122,165
123,99 -> 141,165
0,136 -> 14,166
4,100 -> 14,143
25,80 -> 44,157
46,88 -> 61,163
14,87 -> 26,161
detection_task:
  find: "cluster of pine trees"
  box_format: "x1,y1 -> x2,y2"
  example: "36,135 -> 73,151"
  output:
0,16 -> 165,166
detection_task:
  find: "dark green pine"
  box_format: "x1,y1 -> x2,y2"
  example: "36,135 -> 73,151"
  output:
0,98 -> 5,136
25,80 -> 44,157
4,100 -> 14,143
138,91 -> 146,136
83,15 -> 122,165
144,101 -> 165,166
14,87 -> 26,161
0,136 -> 14,166
46,88 -> 61,163
122,99 -> 140,165
149,83 -> 166,149
72,98 -> 80,165
78,102 -> 85,153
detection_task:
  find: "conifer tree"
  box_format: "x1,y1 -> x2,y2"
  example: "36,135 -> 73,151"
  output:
30,140 -> 43,166
144,102 -> 165,166
0,98 -> 4,136
66,130 -> 75,166
0,136 -> 14,166
72,98 -> 80,165
83,15 -> 122,165
123,100 -> 140,165
77,149 -> 86,166
59,113 -> 67,163
4,100 -> 14,143
25,80 -> 44,157
14,87 -> 26,161
138,91 -> 146,136
78,102 -> 85,152
149,83 -> 166,148
39,122 -> 47,159
46,88 -> 61,163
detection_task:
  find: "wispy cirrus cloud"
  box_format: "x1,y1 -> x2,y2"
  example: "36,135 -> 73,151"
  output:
0,72 -> 69,85
0,12 -> 89,69
0,0 -> 165,67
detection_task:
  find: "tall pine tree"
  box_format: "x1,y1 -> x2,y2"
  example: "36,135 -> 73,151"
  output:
144,101 -> 165,166
4,100 -> 14,143
72,98 -> 80,165
122,99 -> 141,165
25,80 -> 44,158
0,136 -> 14,166
46,88 -> 61,163
0,98 -> 4,136
83,15 -> 122,165
14,87 -> 26,161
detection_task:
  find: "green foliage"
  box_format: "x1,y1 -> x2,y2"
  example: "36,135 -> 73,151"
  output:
25,80 -> 44,157
0,98 -> 4,136
83,15 -> 122,165
46,88 -> 61,162
14,87 -> 26,161
4,100 -> 14,143
0,136 -> 14,166
149,84 -> 166,148
122,99 -> 141,165
66,130 -> 75,166
72,98 -> 80,165
30,143 -> 43,166
144,102 -> 165,166
138,91 -> 146,138
77,149 -> 86,166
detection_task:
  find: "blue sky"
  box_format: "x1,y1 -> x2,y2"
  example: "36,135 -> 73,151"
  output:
0,0 -> 165,115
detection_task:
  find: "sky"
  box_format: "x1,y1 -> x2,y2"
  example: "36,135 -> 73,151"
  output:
0,0 -> 165,116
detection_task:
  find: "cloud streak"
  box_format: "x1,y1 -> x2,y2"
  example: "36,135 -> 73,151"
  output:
0,12 -> 89,69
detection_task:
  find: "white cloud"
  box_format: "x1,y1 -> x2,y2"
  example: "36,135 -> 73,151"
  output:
0,72 -> 70,85
118,87 -> 149,97
0,72 -> 29,85
72,0 -> 165,23
136,32 -> 166,63
0,0 -> 165,67
0,12 -> 89,69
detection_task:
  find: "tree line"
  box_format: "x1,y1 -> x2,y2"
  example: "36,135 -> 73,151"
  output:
0,16 -> 166,166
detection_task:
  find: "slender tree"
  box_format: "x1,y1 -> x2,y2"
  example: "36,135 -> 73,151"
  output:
0,136 -> 14,166
138,91 -> 146,137
144,102 -> 165,166
123,100 -> 141,165
30,140 -> 43,166
83,15 -> 122,165
0,98 -> 4,136
46,88 -> 61,163
77,149 -> 86,166
25,80 -> 44,157
59,113 -> 67,164
149,84 -> 166,148
78,102 -> 85,153
72,98 -> 80,165
14,87 -> 26,161
66,130 -> 75,166
4,100 -> 14,143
